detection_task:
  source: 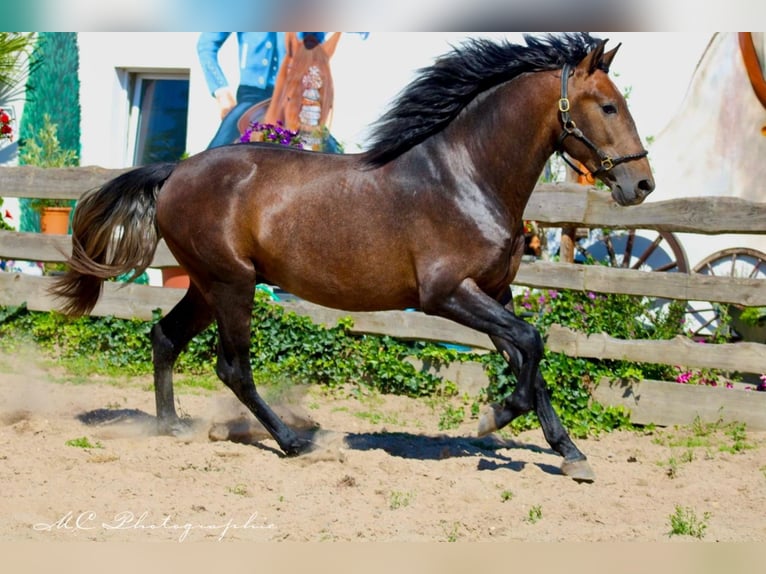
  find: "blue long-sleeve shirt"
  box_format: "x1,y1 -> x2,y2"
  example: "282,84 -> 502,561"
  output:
197,32 -> 326,95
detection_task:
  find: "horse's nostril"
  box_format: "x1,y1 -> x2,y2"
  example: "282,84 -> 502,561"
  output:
638,179 -> 655,193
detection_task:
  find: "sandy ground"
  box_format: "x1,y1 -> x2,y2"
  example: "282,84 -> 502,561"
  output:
1,352 -> 764,543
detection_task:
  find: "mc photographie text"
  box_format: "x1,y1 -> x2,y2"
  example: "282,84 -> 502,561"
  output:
33,510 -> 275,542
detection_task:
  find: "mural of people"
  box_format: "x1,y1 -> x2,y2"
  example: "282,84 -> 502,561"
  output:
197,32 -> 329,149
262,32 -> 341,151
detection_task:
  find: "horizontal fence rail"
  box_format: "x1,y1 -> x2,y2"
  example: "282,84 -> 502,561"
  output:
2,165 -> 766,384
3,166 -> 766,233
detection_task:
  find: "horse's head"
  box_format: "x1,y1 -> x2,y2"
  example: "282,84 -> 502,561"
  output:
556,40 -> 655,206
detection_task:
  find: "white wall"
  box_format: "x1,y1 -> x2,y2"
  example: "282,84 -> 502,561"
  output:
78,32 -> 200,166
74,32 -> 713,164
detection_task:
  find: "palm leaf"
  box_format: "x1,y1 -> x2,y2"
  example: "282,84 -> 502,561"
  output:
0,32 -> 35,103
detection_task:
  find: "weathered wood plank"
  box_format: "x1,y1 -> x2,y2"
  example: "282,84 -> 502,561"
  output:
0,273 -> 496,349
547,324 -> 766,374
0,165 -> 129,198
527,184 -> 766,233
3,236 -> 765,305
514,260 -> 766,306
593,377 -> 766,430
0,231 -> 179,267
5,273 -> 765,374
283,300 -> 494,350
0,272 -> 184,319
3,168 -> 766,234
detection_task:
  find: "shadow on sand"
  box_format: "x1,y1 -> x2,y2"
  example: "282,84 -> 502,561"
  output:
75,407 -> 563,477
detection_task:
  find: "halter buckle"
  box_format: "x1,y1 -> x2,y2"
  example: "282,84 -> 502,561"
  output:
558,98 -> 570,113
600,157 -> 614,171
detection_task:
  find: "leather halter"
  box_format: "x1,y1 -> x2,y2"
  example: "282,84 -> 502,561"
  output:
555,63 -> 648,177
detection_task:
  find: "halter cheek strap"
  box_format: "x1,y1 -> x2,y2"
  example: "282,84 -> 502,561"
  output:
556,63 -> 648,177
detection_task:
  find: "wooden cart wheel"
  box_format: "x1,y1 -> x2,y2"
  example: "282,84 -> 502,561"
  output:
685,248 -> 766,340
575,229 -> 690,324
576,229 -> 689,273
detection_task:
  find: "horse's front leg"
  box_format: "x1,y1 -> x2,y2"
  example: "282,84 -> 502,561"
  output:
480,337 -> 594,482
423,278 -> 594,482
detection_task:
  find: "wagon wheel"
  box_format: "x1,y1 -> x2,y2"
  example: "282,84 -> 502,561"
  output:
576,229 -> 689,273
685,248 -> 766,340
574,229 -> 689,326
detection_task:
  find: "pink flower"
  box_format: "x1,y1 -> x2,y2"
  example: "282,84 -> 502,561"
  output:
675,371 -> 692,384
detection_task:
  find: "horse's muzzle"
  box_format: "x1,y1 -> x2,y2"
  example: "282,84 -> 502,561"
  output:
611,175 -> 655,206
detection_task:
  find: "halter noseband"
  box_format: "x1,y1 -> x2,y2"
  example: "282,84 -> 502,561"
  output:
556,63 -> 648,178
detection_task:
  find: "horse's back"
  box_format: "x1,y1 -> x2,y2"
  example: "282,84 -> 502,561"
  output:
156,145 -> 423,310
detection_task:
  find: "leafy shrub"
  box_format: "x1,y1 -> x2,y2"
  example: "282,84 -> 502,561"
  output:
0,293 -> 448,397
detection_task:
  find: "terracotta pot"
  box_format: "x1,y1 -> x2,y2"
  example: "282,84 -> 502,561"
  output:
39,207 -> 72,235
161,266 -> 190,289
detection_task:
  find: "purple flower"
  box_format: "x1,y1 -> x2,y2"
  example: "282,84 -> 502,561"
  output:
238,120 -> 303,148
522,290 -> 531,302
587,292 -> 596,300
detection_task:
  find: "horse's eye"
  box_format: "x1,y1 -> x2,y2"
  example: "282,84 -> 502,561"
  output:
602,103 -> 618,115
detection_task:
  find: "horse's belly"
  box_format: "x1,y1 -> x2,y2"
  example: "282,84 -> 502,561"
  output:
254,201 -> 421,311
262,258 -> 419,312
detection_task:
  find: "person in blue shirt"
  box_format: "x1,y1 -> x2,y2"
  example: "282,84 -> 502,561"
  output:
197,32 -> 326,148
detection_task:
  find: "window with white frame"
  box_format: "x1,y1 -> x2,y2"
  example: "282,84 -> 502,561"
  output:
126,72 -> 189,166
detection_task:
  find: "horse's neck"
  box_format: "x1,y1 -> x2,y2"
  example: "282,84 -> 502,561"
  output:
449,74 -> 560,204
650,33 -> 766,202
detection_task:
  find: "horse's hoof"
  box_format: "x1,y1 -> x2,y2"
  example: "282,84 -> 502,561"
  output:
477,411 -> 498,437
157,417 -> 193,437
284,436 -> 317,457
561,459 -> 595,483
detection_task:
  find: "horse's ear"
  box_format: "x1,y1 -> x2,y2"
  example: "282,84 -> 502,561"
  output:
580,39 -> 607,75
321,32 -> 341,59
285,32 -> 299,58
599,43 -> 621,73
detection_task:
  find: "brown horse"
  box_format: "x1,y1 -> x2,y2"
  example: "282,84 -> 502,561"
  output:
52,33 -> 653,481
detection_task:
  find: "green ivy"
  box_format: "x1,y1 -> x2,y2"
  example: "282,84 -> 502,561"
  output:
0,292 -> 447,397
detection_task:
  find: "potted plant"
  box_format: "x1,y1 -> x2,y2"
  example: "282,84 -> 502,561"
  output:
20,114 -> 77,234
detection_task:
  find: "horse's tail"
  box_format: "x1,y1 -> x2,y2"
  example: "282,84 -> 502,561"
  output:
50,162 -> 178,316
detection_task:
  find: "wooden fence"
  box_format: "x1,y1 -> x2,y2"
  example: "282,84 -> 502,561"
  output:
2,166 -> 766,427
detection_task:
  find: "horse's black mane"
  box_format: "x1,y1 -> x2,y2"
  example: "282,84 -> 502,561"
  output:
362,32 -> 603,167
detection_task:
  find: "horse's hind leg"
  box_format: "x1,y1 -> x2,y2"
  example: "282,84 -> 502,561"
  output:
152,284 -> 214,434
212,280 -> 310,456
